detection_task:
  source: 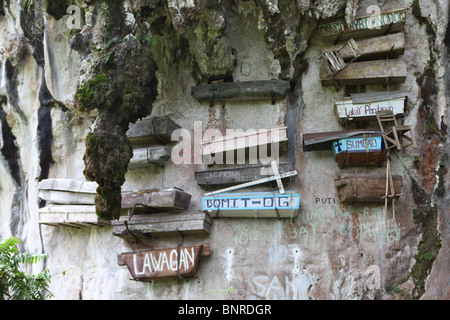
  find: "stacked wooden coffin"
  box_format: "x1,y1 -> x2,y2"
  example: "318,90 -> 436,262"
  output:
318,7 -> 407,87
301,7 -> 415,205
38,179 -> 210,235
38,179 -> 109,228
127,116 -> 180,169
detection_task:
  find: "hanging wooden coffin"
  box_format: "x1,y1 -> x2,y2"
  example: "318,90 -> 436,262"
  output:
333,134 -> 385,167
38,205 -> 111,228
191,80 -> 290,103
201,126 -> 288,156
320,59 -> 407,86
126,116 -> 181,146
112,212 -> 211,238
128,146 -> 172,170
195,162 -> 292,186
335,91 -> 407,121
202,192 -> 300,218
321,32 -> 405,62
121,188 -> 191,211
117,243 -> 210,281
335,174 -> 403,203
319,7 -> 407,42
303,129 -> 382,152
38,179 -> 97,205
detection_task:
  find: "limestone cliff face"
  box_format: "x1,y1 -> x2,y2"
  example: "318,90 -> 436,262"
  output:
0,0 -> 448,300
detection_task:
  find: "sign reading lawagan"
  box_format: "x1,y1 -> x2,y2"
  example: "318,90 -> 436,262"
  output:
118,244 -> 210,281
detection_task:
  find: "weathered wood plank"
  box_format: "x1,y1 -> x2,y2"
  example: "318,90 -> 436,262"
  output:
319,7 -> 407,42
126,116 -> 181,146
335,174 -> 403,203
121,188 -> 191,211
201,126 -> 288,156
192,80 -> 290,103
320,59 -> 407,86
38,179 -> 97,205
117,244 -> 210,281
335,91 -> 407,121
322,32 -> 405,62
38,205 -> 111,227
112,212 -> 211,238
202,192 -> 300,218
195,162 -> 293,186
302,129 -> 382,151
129,146 -> 172,169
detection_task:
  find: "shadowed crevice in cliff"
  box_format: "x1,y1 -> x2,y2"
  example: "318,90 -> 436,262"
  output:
0,102 -> 22,186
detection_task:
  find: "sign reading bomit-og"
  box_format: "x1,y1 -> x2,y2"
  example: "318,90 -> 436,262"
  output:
202,192 -> 300,218
333,135 -> 386,167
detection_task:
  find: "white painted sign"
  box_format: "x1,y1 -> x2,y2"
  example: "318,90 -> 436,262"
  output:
335,97 -> 405,120
202,192 -> 300,218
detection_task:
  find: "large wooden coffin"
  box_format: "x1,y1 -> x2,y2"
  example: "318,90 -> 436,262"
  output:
335,174 -> 403,203
195,162 -> 293,186
121,188 -> 191,211
320,59 -> 407,86
129,146 -> 172,169
39,180 -> 191,211
319,7 -> 407,42
126,116 -> 180,146
117,243 -> 210,281
191,80 -> 290,103
38,179 -> 97,205
335,91 -> 407,122
112,212 -> 211,238
333,133 -> 386,167
38,205 -> 111,228
202,192 -> 300,218
201,126 -> 288,157
302,129 -> 382,152
321,32 -> 405,62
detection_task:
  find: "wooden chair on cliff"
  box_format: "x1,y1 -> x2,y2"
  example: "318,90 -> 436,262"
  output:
376,109 -> 415,224
319,38 -> 361,81
376,110 -> 416,151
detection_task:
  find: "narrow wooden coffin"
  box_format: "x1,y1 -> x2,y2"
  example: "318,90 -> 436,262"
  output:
201,126 -> 288,156
335,91 -> 407,121
112,212 -> 211,238
38,179 -> 97,205
195,162 -> 292,186
39,205 -> 111,228
128,146 -> 172,169
335,174 -> 403,203
121,188 -> 191,211
117,243 -> 210,281
191,80 -> 290,103
126,116 -> 180,146
319,7 -> 407,42
322,32 -> 405,62
302,129 -> 382,152
320,59 -> 407,86
202,192 -> 300,218
333,134 -> 386,167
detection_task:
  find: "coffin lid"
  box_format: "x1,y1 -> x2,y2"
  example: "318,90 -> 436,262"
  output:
349,90 -> 409,104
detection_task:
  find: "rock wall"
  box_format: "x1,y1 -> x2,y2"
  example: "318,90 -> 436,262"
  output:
0,0 -> 448,300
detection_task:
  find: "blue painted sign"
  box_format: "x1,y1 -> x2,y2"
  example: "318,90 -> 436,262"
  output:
333,136 -> 383,156
202,192 -> 300,218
